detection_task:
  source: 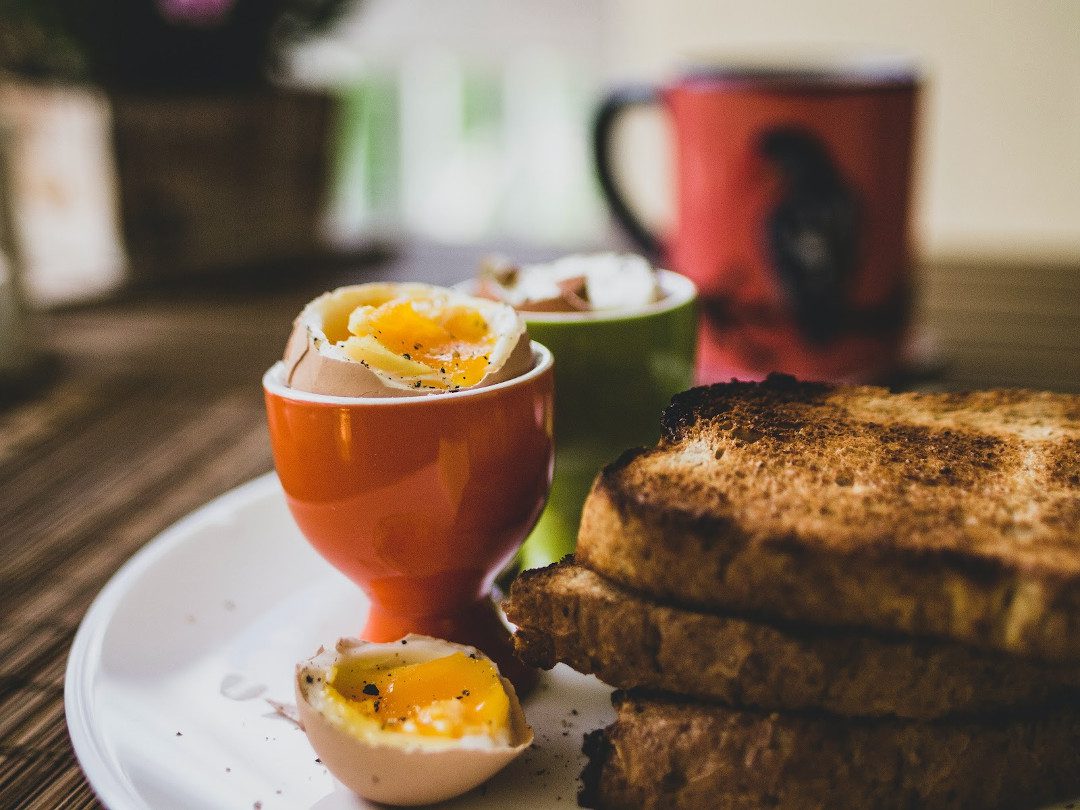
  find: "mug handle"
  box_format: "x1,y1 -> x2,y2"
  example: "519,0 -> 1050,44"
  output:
592,84 -> 663,258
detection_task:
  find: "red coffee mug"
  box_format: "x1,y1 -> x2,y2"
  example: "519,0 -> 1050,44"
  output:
595,63 -> 919,383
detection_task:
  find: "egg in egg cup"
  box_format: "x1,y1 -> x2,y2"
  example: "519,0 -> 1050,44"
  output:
264,330 -> 553,693
467,261 -> 698,571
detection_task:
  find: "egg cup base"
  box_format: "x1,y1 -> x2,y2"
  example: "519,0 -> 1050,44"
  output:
362,597 -> 538,697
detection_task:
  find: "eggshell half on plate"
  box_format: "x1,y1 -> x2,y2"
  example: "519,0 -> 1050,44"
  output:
281,283 -> 533,398
295,636 -> 533,806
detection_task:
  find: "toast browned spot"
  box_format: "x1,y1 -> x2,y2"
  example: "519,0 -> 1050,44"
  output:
580,690 -> 1080,810
576,374 -> 1080,661
504,560 -> 1080,719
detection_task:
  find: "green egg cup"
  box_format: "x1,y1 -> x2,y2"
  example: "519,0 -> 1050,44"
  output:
516,271 -> 697,571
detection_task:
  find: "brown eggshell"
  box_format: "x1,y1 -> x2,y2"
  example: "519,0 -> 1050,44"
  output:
474,254 -> 666,313
295,636 -> 533,806
281,284 -> 533,398
474,274 -> 584,313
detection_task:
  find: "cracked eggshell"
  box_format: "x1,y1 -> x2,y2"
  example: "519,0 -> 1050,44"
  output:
295,635 -> 533,807
474,253 -> 663,314
475,272 -> 590,313
282,283 -> 533,398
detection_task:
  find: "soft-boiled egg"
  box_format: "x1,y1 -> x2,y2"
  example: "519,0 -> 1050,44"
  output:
283,282 -> 533,397
296,635 -> 532,806
477,253 -> 663,313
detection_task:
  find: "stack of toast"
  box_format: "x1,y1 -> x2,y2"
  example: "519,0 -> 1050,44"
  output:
505,374 -> 1080,809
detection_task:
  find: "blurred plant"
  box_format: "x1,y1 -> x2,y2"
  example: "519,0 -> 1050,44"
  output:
0,0 -> 356,91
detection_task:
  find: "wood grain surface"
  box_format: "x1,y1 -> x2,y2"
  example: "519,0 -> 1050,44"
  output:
0,244 -> 1076,808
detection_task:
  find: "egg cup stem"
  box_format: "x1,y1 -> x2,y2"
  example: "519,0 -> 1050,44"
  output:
362,597 -> 538,696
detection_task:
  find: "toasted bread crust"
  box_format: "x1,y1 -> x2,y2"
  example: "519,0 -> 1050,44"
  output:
577,375 -> 1080,661
579,691 -> 1080,810
505,561 -> 1080,719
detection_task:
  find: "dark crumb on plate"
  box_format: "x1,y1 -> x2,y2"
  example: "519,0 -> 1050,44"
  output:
315,758 -> 322,764
175,731 -> 182,737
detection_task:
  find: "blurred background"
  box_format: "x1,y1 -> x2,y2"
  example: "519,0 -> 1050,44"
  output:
1,0 -> 1077,298
0,0 -> 1077,389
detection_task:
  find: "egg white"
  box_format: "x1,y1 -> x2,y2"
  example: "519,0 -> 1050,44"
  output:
286,283 -> 529,396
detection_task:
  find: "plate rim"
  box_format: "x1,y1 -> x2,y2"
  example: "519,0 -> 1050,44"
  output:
63,472 -> 282,810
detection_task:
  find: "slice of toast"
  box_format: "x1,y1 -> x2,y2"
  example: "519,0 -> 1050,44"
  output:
580,691 -> 1080,810
504,560 -> 1080,719
577,374 -> 1080,661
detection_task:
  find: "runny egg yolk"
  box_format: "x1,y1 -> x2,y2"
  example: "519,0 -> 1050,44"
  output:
340,298 -> 496,390
325,652 -> 511,740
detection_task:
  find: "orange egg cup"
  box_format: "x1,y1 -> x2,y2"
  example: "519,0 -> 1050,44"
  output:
264,343 -> 554,692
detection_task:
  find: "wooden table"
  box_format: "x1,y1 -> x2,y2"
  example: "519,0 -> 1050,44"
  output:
0,244 -> 1077,807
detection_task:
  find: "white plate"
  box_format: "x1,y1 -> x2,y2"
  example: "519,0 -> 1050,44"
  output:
66,473 -> 615,810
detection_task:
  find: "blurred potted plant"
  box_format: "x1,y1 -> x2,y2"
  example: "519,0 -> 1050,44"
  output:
0,0 -> 357,282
